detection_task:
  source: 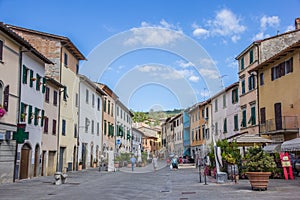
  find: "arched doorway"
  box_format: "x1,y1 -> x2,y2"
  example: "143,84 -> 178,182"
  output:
20,143 -> 31,179
34,144 -> 40,177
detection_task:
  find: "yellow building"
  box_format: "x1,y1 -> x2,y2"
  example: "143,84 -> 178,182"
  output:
251,40 -> 300,142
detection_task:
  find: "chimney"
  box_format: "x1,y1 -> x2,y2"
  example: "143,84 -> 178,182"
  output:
295,17 -> 300,30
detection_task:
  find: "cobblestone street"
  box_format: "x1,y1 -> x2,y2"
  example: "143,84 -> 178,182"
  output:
1,163 -> 300,200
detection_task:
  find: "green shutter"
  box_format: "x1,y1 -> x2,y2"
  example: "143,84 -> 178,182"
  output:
28,105 -> 32,124
29,70 -> 34,87
42,77 -> 46,93
34,107 -> 39,126
36,74 -> 40,90
223,118 -> 227,133
251,107 -> 256,125
41,110 -> 44,127
22,65 -> 28,84
63,86 -> 68,101
20,102 -> 25,121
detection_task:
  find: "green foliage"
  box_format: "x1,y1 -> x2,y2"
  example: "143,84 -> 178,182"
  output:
114,153 -> 132,162
244,146 -> 276,172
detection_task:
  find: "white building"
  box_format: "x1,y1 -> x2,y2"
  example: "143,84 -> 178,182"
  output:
78,75 -> 105,169
132,127 -> 143,154
18,45 -> 52,179
115,99 -> 133,154
210,82 -> 240,142
171,113 -> 183,156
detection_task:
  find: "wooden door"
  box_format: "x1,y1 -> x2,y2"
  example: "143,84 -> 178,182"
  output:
20,144 -> 31,179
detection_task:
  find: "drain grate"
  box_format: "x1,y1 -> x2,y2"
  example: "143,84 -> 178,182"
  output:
179,198 -> 188,200
160,190 -> 170,193
48,193 -> 56,196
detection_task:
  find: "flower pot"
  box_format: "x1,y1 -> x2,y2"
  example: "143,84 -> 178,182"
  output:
246,172 -> 271,191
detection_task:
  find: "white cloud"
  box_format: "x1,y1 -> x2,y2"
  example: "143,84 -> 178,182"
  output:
176,60 -> 195,68
225,56 -> 237,69
124,20 -> 184,46
199,68 -> 219,79
189,75 -> 199,82
260,16 -> 280,29
137,65 -> 201,82
210,9 -> 246,38
252,31 -> 271,41
192,9 -> 245,43
285,25 -> 294,32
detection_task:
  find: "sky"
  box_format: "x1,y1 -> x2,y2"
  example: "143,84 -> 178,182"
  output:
1,0 -> 299,112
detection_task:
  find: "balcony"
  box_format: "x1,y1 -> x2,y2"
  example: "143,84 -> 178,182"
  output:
260,116 -> 299,134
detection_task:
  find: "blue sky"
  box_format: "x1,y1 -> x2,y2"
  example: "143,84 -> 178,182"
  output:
1,0 -> 299,112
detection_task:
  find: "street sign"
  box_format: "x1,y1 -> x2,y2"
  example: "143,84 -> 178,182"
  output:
116,139 -> 120,145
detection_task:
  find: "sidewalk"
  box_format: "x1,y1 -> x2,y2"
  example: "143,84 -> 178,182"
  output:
118,159 -> 167,173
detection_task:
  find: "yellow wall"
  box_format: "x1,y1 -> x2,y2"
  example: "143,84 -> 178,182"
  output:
259,51 -> 300,126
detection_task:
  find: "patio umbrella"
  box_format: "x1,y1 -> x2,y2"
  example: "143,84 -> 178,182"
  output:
281,138 -> 300,152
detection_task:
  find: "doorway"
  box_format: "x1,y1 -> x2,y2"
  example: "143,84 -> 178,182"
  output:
33,144 -> 40,177
19,143 -> 31,179
274,103 -> 282,130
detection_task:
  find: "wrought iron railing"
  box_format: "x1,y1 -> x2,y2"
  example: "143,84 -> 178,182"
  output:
260,116 -> 298,133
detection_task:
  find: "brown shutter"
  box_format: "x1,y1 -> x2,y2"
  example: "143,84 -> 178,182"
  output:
3,85 -> 9,111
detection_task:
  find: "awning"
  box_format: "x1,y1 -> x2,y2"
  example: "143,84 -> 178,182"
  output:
281,138 -> 300,151
263,143 -> 281,153
228,134 -> 273,146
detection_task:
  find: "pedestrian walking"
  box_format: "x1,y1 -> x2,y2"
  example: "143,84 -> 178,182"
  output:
152,155 -> 158,171
130,155 -> 136,171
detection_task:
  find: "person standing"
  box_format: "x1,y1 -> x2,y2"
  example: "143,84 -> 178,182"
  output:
152,155 -> 158,172
130,155 -> 136,172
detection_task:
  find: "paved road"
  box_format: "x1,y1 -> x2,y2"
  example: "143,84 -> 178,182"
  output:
1,163 -> 300,200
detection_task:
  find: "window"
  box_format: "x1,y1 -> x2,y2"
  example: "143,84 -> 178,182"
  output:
97,97 -> 100,111
223,94 -> 226,108
215,99 -> 218,112
117,106 -> 119,116
214,122 -> 218,135
241,79 -> 245,94
45,87 -> 50,103
248,74 -> 255,91
0,82 -> 3,105
260,73 -> 264,86
53,90 -> 58,106
44,117 -> 49,133
62,119 -> 66,136
64,52 -> 68,66
85,118 -> 89,133
223,118 -> 227,133
91,120 -> 94,134
103,98 -> 107,112
234,115 -> 238,131
36,74 -> 41,91
92,94 -> 95,107
240,57 -> 244,70
97,122 -> 100,136
75,93 -> 79,107
0,40 -> 3,61
111,103 -> 114,117
29,69 -> 34,87
271,57 -> 293,80
28,105 -> 32,124
74,124 -> 77,138
192,129 -> 194,142
103,120 -> 107,135
249,106 -> 256,125
249,49 -> 254,64
241,109 -> 246,128
52,119 -> 57,135
232,88 -> 238,104
260,107 -> 266,124
86,89 -> 89,104
108,100 -> 110,115
22,65 -> 28,84
63,86 -> 68,101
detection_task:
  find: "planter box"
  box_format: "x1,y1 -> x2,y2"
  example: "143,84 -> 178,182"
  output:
246,172 -> 271,191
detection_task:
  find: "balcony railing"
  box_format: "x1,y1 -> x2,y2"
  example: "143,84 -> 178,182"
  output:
260,116 -> 298,134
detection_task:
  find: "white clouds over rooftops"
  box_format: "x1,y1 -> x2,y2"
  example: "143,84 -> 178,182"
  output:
260,15 -> 280,29
137,64 -> 200,82
192,8 -> 246,43
124,20 -> 183,46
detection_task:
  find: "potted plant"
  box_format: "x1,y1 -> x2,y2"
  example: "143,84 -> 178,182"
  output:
244,146 -> 276,191
0,105 -> 6,118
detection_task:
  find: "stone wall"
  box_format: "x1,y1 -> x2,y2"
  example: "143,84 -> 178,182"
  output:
0,140 -> 16,184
